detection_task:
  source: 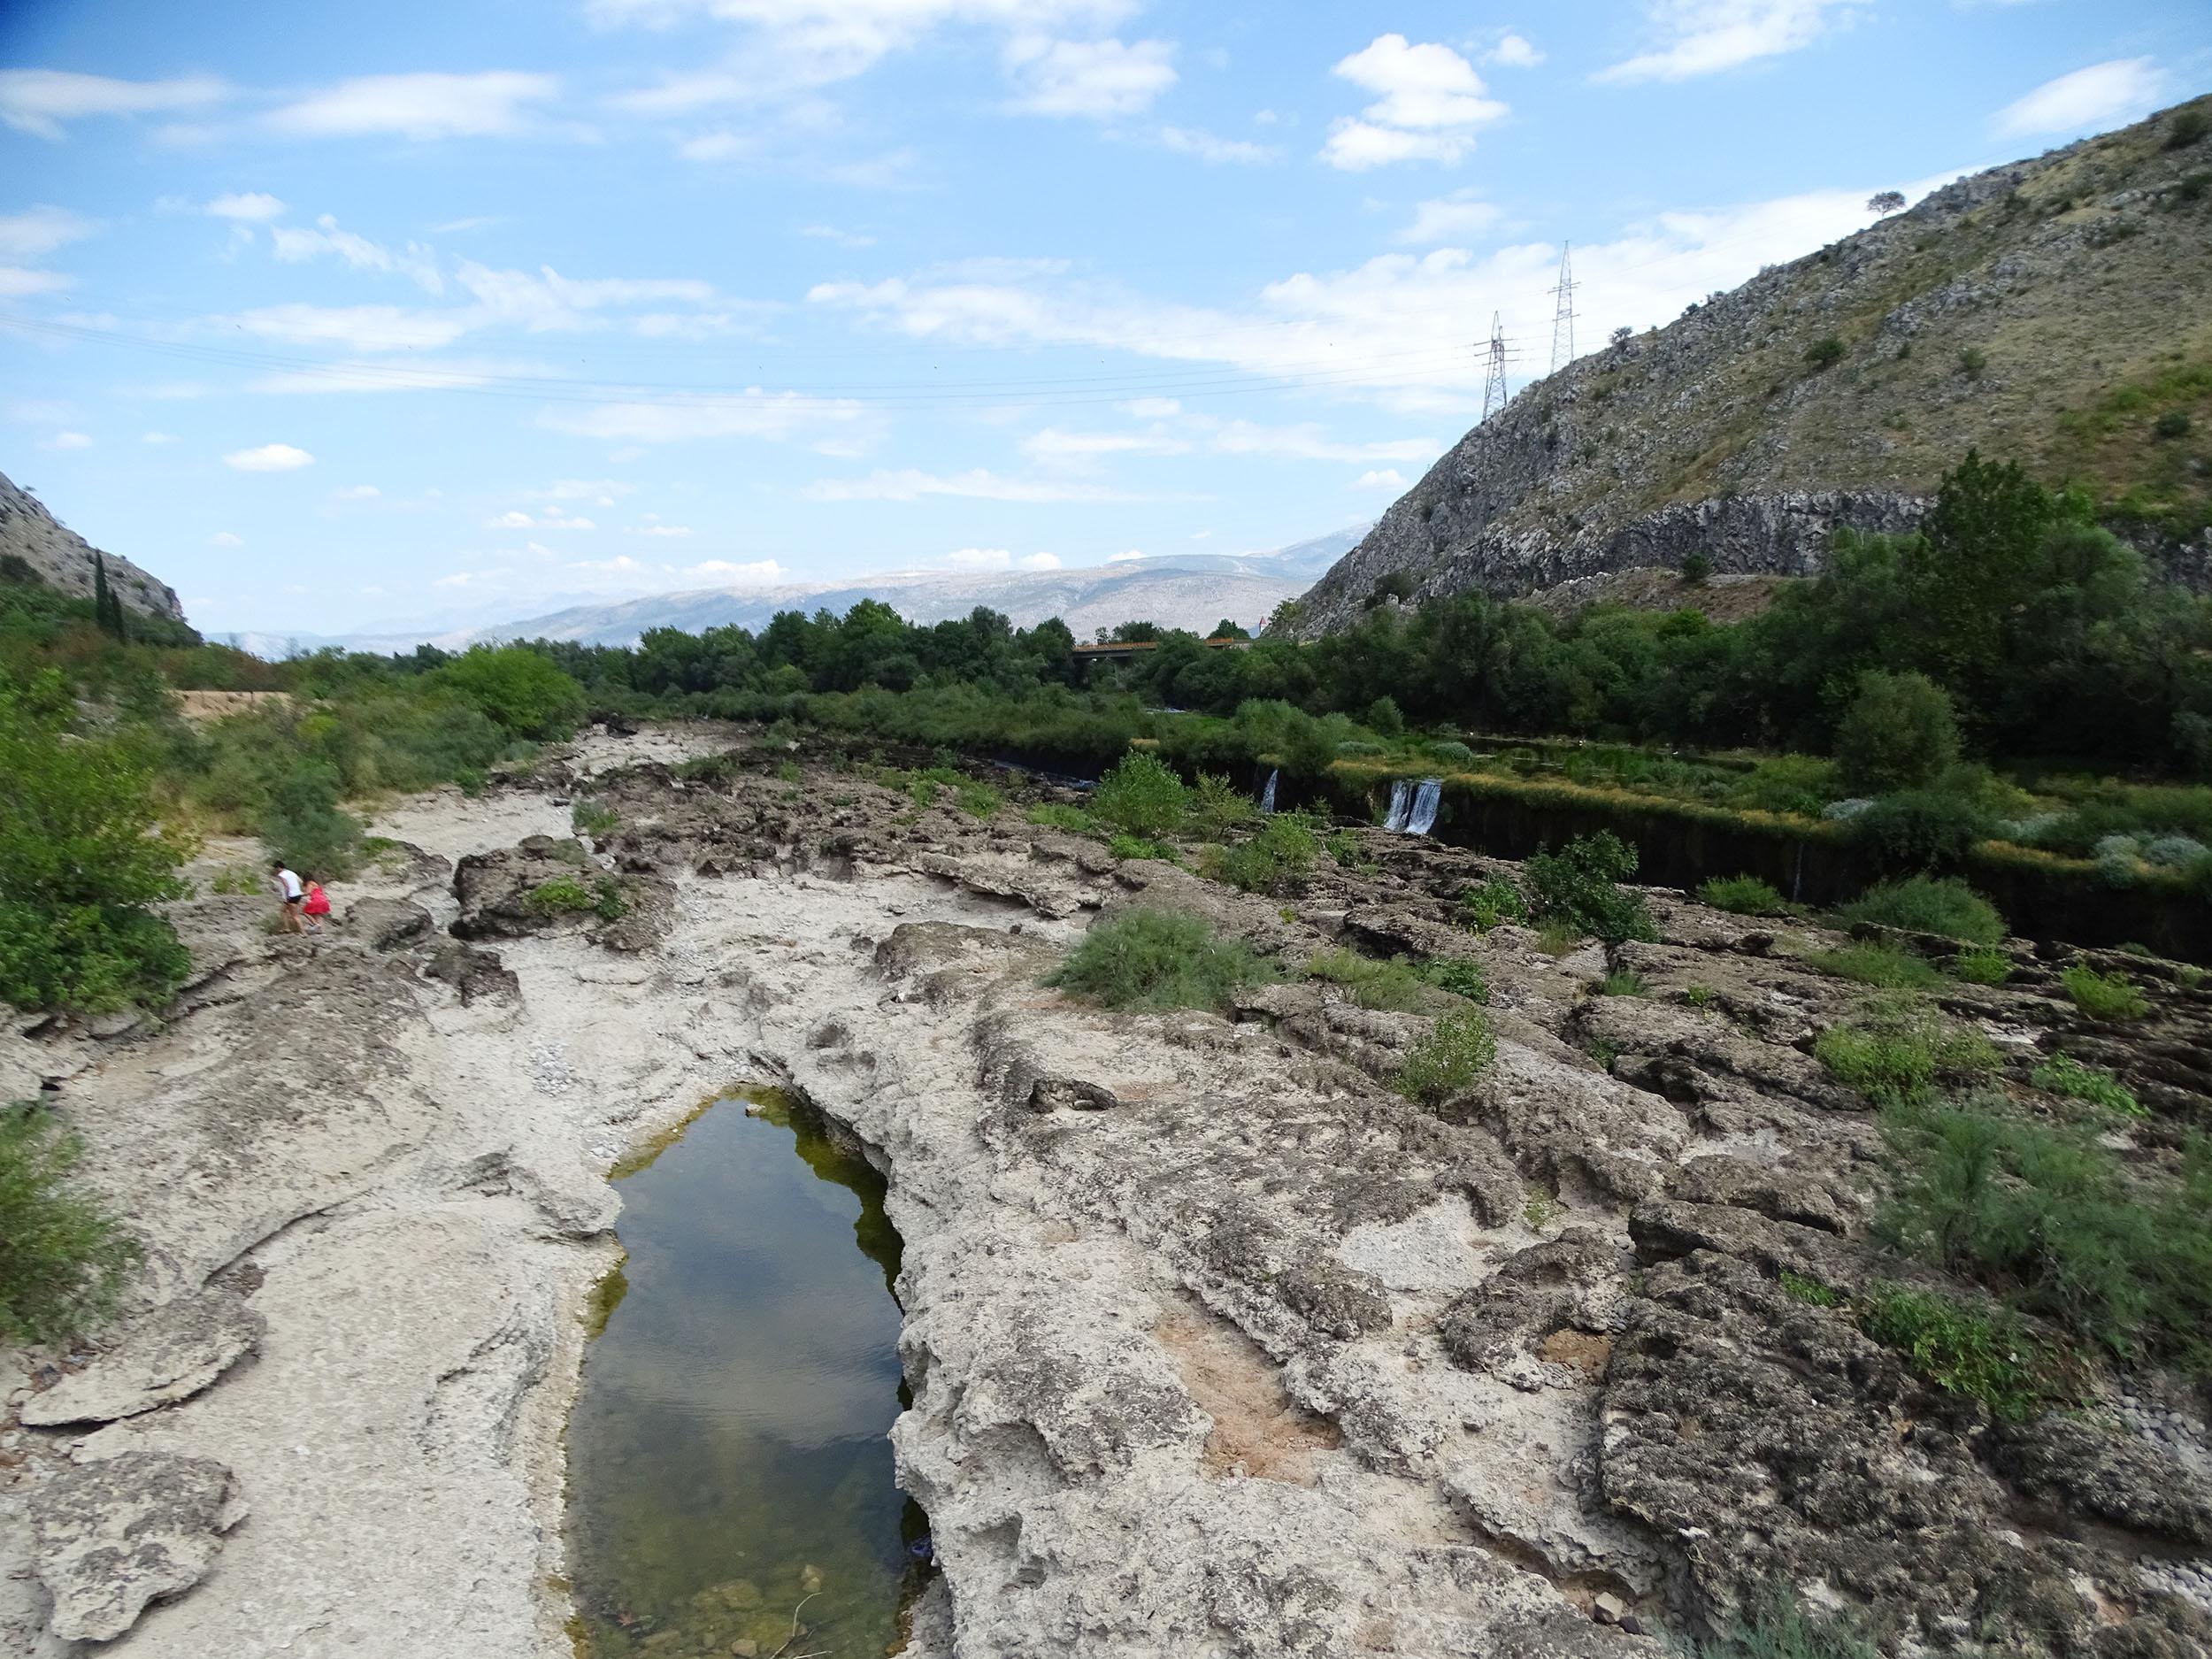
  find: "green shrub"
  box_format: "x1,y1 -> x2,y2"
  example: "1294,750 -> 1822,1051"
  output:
2062,964 -> 2150,1021
1802,335 -> 1847,372
572,798 -> 620,836
1727,754 -> 1839,817
528,875 -> 596,913
0,685 -> 191,1014
1951,947 -> 2011,985
1805,941 -> 1945,989
1834,671 -> 1960,795
1701,873 -> 1785,915
1848,788 -> 1990,869
2031,1052 -> 2143,1116
1364,695 -> 1405,735
1420,958 -> 1491,1002
1307,949 -> 1435,1012
1525,831 -> 1655,945
2164,107 -> 2210,150
1396,1008 -> 1498,1103
956,782 -> 1003,819
1045,910 -> 1277,1013
1680,549 -> 1714,584
1189,772 -> 1260,837
1598,968 -> 1647,996
1816,1007 -> 1999,1102
1093,750 -> 1189,837
1109,832 -> 1179,864
778,758 -> 803,784
1859,1282 -> 2047,1423
2154,411 -> 2193,441
1837,875 -> 2005,944
1203,810 -> 1319,895
0,1109 -> 140,1344
1876,1095 -> 2212,1364
1693,1586 -> 1878,1659
1460,873 -> 1531,931
1026,802 -> 1099,835
434,645 -> 586,739
259,766 -> 365,878
1325,829 -> 1362,867
1778,1271 -> 1841,1308
1685,983 -> 1716,1008
1428,741 -> 1476,766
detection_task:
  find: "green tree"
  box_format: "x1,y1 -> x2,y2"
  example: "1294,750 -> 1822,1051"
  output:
1,1110 -> 141,1344
0,678 -> 190,1013
1906,450 -> 2074,688
1834,670 -> 1960,794
434,646 -> 587,739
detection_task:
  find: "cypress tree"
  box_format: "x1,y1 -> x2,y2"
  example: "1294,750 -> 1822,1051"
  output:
92,552 -> 112,634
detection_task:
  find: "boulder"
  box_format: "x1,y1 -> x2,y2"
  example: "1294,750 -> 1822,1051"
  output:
20,1287 -> 263,1426
30,1451 -> 246,1641
347,896 -> 434,950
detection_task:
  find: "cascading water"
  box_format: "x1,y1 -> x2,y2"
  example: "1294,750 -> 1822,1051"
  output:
1406,779 -> 1442,836
1382,780 -> 1412,833
1260,769 -> 1278,814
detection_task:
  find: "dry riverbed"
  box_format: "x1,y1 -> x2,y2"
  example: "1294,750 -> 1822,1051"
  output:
4,726 -> 2210,1658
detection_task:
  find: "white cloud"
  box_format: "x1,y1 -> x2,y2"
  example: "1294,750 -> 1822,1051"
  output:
801,223 -> 876,247
495,504 -> 597,529
491,510 -> 536,528
267,72 -> 561,141
9,400 -> 73,424
0,69 -> 224,140
1354,468 -> 1407,490
678,132 -> 751,162
1992,58 -> 2167,141
142,431 -> 177,444
0,206 -> 96,259
814,176 -> 1931,414
540,392 -> 871,445
1488,33 -> 1544,68
1155,125 -> 1275,164
208,530 -> 244,546
272,215 -> 443,292
1398,190 -> 1502,245
1122,396 -> 1181,418
803,468 -> 1135,503
1323,35 -> 1505,171
945,547 -> 1014,568
225,442 -> 316,472
544,478 -> 635,503
332,483 -> 380,499
229,303 -> 472,353
1020,551 -> 1062,570
0,266 -> 73,297
627,522 -> 695,535
206,192 -> 286,222
1005,36 -> 1176,119
1023,426 -> 1188,465
1595,0 -> 1859,85
39,431 -> 93,451
683,558 -> 784,584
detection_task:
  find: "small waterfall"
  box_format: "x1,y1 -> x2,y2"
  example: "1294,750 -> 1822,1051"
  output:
1406,779 -> 1442,836
1259,769 -> 1279,814
1383,780 -> 1412,833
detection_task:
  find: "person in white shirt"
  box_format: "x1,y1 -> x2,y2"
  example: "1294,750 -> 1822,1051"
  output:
273,862 -> 305,934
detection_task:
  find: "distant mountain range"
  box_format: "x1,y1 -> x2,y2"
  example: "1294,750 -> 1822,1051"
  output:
228,526 -> 1368,657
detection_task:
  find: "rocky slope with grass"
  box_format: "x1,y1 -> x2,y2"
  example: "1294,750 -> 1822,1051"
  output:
1294,96 -> 2212,635
0,471 -> 186,624
4,728 -> 2209,1657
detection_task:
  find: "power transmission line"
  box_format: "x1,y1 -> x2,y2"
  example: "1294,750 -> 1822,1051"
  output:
1479,311 -> 1509,424
1548,242 -> 1579,377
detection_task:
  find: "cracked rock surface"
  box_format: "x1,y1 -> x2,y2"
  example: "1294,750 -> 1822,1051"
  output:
4,725 -> 2208,1658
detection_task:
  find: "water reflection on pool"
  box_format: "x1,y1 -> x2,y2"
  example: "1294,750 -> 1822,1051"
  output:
566,1087 -> 922,1658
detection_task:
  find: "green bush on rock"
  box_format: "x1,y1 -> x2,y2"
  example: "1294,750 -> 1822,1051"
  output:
1045,910 -> 1277,1014
1397,1008 -> 1498,1104
1837,875 -> 2005,944
1525,831 -> 1655,945
0,1109 -> 141,1344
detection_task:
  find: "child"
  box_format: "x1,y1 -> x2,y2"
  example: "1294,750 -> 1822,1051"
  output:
302,876 -> 332,933
273,862 -> 305,933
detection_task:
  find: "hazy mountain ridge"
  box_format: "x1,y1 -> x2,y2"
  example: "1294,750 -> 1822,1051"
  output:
1294,96 -> 2212,636
235,527 -> 1367,657
0,469 -> 186,622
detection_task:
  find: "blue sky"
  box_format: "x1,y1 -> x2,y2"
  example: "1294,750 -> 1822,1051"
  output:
2,0 -> 2205,635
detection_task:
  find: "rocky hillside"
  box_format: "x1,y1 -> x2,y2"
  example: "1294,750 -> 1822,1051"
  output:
1295,95 -> 2212,635
0,471 -> 186,623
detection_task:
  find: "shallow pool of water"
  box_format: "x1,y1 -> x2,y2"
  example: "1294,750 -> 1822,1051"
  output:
566,1087 -> 921,1659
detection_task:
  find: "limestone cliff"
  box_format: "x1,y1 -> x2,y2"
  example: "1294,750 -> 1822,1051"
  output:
1294,95 -> 2212,635
0,470 -> 187,623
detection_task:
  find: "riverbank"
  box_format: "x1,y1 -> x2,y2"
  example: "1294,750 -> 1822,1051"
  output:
4,724 -> 2208,1657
